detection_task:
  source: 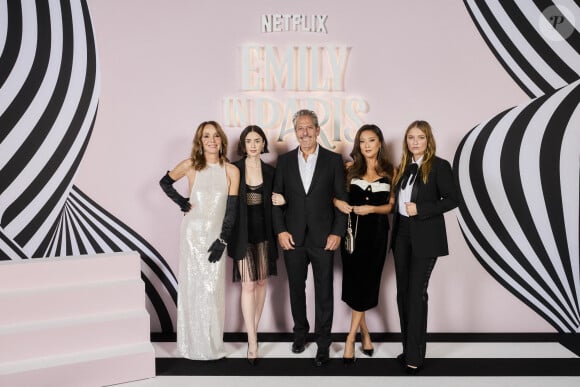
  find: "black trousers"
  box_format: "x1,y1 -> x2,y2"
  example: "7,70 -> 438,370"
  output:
393,216 -> 437,367
283,246 -> 334,351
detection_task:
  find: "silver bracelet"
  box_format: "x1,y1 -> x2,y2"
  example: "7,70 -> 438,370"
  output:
218,238 -> 227,245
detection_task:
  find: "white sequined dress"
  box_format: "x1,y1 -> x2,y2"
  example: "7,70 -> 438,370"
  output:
177,163 -> 228,360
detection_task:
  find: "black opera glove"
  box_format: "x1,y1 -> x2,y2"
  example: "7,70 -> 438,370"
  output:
159,172 -> 191,213
208,195 -> 238,263
207,239 -> 226,263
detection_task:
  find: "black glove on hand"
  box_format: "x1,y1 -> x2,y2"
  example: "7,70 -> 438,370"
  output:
207,195 -> 238,263
159,172 -> 191,212
207,239 -> 226,263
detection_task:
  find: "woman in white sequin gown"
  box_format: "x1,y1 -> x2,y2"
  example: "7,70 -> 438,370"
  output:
159,121 -> 240,360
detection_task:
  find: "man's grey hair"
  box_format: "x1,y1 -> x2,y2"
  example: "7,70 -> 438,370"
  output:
292,109 -> 319,129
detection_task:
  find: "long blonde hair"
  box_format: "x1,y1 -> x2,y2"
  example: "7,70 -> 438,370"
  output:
189,121 -> 229,170
393,120 -> 436,186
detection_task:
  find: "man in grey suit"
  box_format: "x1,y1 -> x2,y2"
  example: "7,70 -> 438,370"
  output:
272,109 -> 348,366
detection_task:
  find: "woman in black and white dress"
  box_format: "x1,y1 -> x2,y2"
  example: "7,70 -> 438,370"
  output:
334,124 -> 396,364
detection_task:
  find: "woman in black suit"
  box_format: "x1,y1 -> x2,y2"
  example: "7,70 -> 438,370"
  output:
391,120 -> 458,374
228,125 -> 284,365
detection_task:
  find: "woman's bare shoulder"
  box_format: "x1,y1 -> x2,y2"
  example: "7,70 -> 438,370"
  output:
225,162 -> 240,177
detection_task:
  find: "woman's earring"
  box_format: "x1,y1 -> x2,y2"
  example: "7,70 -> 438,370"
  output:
219,147 -> 223,156
198,147 -> 203,155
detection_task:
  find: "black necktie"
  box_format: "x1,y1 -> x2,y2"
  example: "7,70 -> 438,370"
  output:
400,163 -> 418,190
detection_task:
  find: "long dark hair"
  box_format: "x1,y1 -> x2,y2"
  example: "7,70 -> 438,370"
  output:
237,125 -> 269,156
346,124 -> 394,188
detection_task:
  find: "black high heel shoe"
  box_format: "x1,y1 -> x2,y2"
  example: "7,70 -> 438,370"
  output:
362,347 -> 374,357
247,344 -> 258,366
361,332 -> 374,357
342,337 -> 356,365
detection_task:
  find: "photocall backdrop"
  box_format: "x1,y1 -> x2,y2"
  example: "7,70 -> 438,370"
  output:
1,0 -> 578,335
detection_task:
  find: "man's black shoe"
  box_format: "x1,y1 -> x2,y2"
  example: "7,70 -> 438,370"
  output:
291,339 -> 306,354
405,365 -> 420,375
396,353 -> 406,366
314,350 -> 329,367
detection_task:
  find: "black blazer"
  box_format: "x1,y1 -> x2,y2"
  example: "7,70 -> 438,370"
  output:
391,156 -> 458,258
228,158 -> 277,261
272,145 -> 348,248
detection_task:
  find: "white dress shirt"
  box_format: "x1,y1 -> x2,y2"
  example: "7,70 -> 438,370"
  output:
298,144 -> 319,193
398,156 -> 423,217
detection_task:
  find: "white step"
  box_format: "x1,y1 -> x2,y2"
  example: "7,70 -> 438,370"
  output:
0,309 -> 150,363
0,252 -> 154,386
0,278 -> 145,325
0,252 -> 141,289
0,342 -> 155,387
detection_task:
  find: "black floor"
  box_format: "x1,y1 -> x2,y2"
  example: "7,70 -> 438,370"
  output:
153,333 -> 580,377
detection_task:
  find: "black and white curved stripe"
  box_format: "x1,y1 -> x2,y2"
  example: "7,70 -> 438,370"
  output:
59,187 -> 177,332
454,80 -> 580,332
0,0 -> 177,333
0,0 -> 96,253
465,0 -> 580,98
